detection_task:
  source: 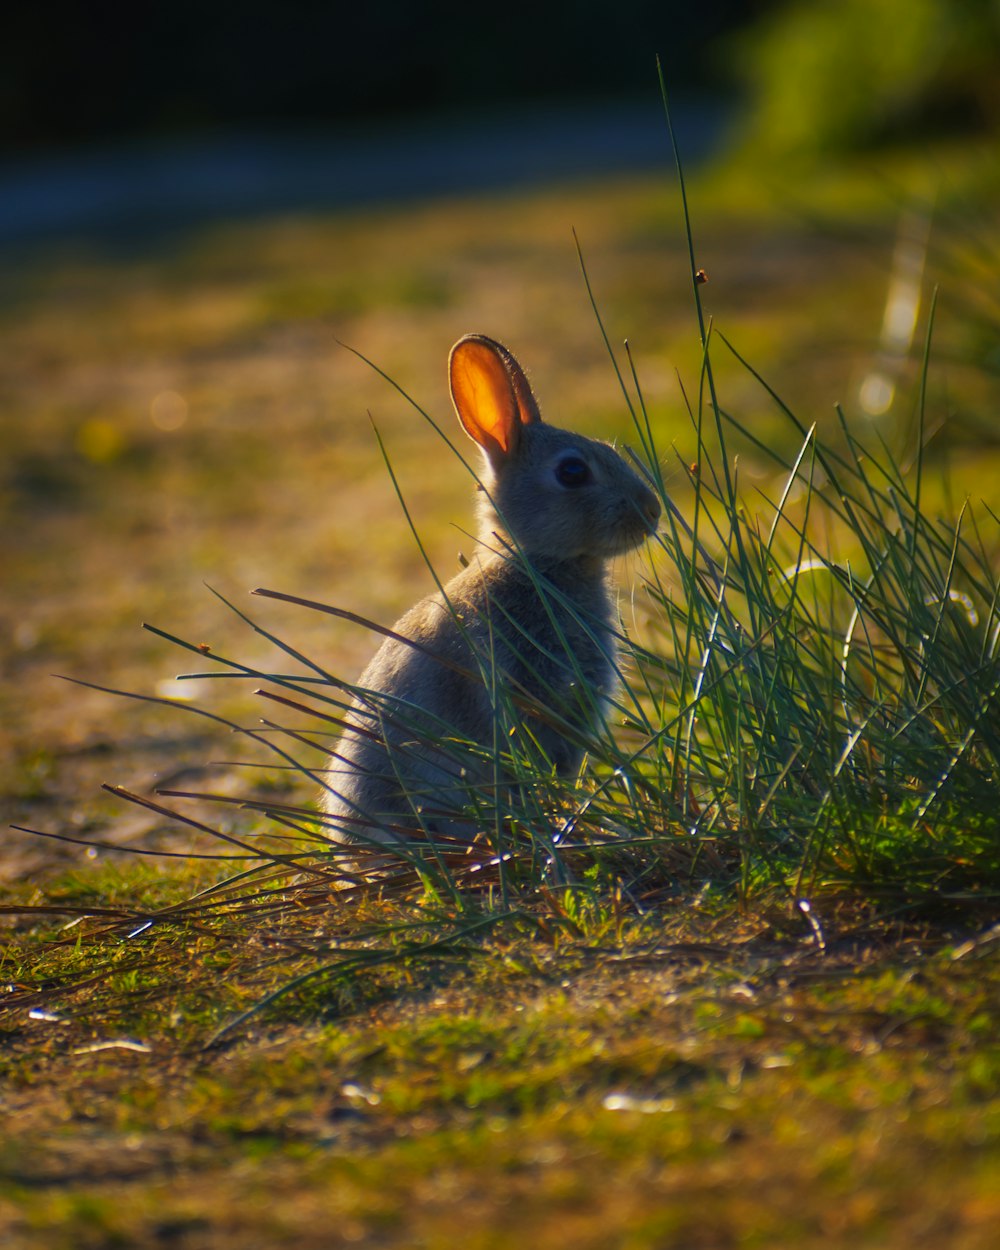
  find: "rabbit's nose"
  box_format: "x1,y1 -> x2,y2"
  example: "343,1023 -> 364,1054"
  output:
643,493 -> 662,530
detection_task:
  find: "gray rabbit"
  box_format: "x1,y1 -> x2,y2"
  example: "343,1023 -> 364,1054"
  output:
321,334 -> 660,847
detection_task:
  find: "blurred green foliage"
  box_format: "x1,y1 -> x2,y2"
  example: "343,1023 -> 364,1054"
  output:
730,0 -> 1000,158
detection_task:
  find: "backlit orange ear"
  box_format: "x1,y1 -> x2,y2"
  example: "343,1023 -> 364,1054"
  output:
449,335 -> 522,461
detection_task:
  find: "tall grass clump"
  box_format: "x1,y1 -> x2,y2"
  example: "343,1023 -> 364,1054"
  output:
629,327 -> 1000,912
621,78 -> 1000,914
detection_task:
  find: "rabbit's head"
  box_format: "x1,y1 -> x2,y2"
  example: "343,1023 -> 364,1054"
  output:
449,335 -> 661,561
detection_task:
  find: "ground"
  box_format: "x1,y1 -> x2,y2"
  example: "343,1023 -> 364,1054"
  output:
2,141 -> 999,1247
4,885 -> 999,1249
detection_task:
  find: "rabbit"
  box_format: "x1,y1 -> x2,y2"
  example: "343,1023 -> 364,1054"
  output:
320,333 -> 661,849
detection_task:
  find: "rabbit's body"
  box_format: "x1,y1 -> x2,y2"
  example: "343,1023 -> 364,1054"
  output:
321,335 -> 660,845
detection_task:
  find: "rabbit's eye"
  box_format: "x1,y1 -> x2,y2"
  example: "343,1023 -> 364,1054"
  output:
555,456 -> 591,488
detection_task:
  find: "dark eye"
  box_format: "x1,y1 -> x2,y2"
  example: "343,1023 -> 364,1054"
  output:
555,456 -> 591,488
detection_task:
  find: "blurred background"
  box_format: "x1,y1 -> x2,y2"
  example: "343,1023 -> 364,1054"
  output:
3,0 -> 999,874
1,1 -> 753,241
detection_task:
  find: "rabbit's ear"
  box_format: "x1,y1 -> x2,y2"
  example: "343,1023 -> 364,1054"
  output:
450,335 -> 540,462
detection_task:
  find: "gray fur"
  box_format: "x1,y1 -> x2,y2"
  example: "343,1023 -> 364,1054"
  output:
321,334 -> 661,845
